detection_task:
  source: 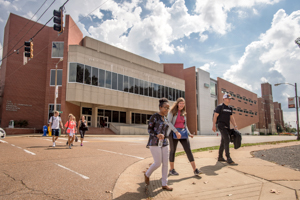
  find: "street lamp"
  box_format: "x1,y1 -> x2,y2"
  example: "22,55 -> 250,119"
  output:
54,58 -> 63,112
274,82 -> 299,140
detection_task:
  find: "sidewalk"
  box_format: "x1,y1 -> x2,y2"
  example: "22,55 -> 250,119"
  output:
113,141 -> 300,200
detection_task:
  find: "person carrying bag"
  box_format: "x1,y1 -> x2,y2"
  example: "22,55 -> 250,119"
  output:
167,97 -> 202,176
78,116 -> 88,146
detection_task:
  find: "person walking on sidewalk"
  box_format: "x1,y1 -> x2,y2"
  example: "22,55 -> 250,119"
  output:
144,98 -> 173,191
49,111 -> 64,147
212,93 -> 238,165
65,114 -> 76,149
167,97 -> 202,176
78,116 -> 88,146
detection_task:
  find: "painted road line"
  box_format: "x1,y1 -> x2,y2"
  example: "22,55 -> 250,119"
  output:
42,139 -> 64,144
23,149 -> 36,155
98,149 -> 144,160
11,144 -> 15,146
0,140 -> 8,143
56,164 -> 89,180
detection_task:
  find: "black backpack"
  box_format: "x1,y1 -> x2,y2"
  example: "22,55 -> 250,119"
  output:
230,129 -> 242,149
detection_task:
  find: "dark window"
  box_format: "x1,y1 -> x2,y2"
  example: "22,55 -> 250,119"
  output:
142,114 -> 147,124
123,76 -> 129,92
164,87 -> 168,99
131,113 -> 135,124
76,63 -> 84,83
84,65 -> 91,84
105,110 -> 112,122
135,79 -> 139,94
135,113 -> 141,124
168,87 -> 173,101
99,69 -> 105,87
50,69 -> 62,86
149,83 -> 153,97
158,85 -> 163,98
98,109 -> 104,116
177,90 -> 181,98
69,63 -> 76,82
129,77 -> 134,93
120,112 -> 126,123
112,72 -> 118,90
105,71 -> 112,89
144,81 -> 149,96
153,83 -> 158,98
82,107 -> 92,115
92,67 -> 98,86
173,88 -> 176,101
112,111 -> 119,122
181,91 -> 185,99
140,80 -> 144,95
118,74 -> 123,91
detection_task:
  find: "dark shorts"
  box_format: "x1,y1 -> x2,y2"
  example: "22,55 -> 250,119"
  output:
52,129 -> 59,137
79,130 -> 86,138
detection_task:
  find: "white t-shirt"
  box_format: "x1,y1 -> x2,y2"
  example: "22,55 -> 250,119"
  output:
49,116 -> 61,129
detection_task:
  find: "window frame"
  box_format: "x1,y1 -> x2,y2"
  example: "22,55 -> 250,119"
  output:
50,69 -> 63,86
51,41 -> 64,58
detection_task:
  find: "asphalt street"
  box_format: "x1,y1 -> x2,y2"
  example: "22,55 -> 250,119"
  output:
0,135 -> 296,199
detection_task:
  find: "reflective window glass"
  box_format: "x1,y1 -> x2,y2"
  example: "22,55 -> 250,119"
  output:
135,79 -> 139,94
99,69 -> 105,87
129,77 -> 134,93
112,72 -> 118,90
123,76 -> 129,92
69,63 -> 76,82
84,65 -> 91,84
92,67 -> 98,86
105,71 -> 112,89
118,74 -> 123,91
76,63 -> 84,83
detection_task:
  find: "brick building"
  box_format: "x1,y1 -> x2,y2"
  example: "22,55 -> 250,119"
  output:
256,83 -> 284,134
196,68 -> 259,135
1,13 -> 193,135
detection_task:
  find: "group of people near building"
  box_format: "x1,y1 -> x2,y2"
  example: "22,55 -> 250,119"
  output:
144,93 -> 237,191
48,111 -> 88,149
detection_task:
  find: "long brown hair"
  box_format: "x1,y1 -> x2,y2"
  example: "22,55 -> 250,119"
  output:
170,97 -> 187,116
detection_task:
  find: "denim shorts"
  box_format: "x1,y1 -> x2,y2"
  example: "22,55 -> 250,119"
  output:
52,129 -> 59,137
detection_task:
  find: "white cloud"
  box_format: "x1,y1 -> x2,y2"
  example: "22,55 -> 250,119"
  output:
199,34 -> 208,42
200,62 -> 216,71
224,9 -> 300,123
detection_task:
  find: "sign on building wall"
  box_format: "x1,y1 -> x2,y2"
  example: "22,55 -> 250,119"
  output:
288,97 -> 295,108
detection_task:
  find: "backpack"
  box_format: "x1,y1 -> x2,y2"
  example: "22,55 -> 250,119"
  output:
212,104 -> 224,123
230,129 -> 242,149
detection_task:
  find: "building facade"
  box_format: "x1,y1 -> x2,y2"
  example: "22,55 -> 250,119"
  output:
196,68 -> 259,135
0,14 -> 186,134
256,83 -> 284,134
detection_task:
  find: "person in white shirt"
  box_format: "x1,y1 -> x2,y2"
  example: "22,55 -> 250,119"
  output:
49,111 -> 64,147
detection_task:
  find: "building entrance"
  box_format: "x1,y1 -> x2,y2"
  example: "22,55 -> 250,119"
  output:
97,116 -> 108,128
83,115 -> 92,127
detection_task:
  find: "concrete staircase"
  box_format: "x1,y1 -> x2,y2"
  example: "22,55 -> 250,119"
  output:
86,127 -> 116,135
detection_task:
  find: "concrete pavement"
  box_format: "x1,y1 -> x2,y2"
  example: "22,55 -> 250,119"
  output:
113,141 -> 300,200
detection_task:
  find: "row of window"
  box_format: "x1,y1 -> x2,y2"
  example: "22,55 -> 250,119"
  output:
82,107 -> 153,125
232,106 -> 257,115
221,88 -> 257,104
69,63 -> 185,101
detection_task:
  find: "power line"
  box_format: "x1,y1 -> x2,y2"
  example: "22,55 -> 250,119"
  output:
5,0 -> 112,79
0,0 -> 49,53
1,0 -> 57,62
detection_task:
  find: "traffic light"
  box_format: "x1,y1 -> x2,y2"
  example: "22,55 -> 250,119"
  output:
53,7 -> 64,34
24,41 -> 33,58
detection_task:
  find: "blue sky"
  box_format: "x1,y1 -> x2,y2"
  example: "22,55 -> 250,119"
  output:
0,0 -> 299,127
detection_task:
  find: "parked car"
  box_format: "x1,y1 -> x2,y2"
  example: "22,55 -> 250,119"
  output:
0,128 -> 6,139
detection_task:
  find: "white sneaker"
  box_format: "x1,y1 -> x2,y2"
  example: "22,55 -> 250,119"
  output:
52,142 -> 56,147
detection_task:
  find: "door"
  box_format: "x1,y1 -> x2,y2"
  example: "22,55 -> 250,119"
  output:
97,116 -> 108,128
83,115 -> 92,127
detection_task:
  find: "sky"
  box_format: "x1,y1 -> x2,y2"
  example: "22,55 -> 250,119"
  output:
0,0 -> 300,128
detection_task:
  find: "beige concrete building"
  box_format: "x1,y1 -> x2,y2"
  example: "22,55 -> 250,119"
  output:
67,37 -> 185,134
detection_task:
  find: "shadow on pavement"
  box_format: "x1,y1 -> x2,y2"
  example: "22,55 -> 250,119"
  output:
113,182 -> 149,200
200,161 -> 226,176
168,175 -> 202,185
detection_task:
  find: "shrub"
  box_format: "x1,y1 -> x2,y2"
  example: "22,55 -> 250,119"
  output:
267,132 -> 272,135
14,120 -> 29,128
260,132 -> 265,135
